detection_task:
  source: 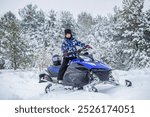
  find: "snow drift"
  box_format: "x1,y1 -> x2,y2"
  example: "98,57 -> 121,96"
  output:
0,68 -> 150,100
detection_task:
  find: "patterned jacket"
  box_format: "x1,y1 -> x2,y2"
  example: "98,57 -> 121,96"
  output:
61,37 -> 86,58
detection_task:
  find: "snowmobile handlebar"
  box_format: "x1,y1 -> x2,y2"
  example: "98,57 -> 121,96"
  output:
63,47 -> 92,57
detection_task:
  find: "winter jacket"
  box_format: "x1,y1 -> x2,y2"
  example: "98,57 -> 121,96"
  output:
61,37 -> 86,58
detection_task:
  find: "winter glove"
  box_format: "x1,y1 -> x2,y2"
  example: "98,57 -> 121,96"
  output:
77,49 -> 82,53
85,45 -> 92,49
63,52 -> 68,57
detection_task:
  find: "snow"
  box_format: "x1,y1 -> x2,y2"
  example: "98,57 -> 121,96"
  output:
0,68 -> 150,100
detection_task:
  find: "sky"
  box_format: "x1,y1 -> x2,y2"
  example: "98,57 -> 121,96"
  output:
0,0 -> 150,18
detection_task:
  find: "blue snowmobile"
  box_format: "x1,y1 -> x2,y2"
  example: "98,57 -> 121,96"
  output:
39,48 -> 132,93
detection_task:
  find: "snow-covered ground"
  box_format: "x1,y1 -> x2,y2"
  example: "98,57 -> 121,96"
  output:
0,68 -> 150,100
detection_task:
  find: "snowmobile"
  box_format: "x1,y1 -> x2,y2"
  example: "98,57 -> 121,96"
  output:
39,48 -> 132,93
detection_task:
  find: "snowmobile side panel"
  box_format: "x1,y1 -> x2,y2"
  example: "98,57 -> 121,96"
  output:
92,69 -> 111,81
63,63 -> 89,88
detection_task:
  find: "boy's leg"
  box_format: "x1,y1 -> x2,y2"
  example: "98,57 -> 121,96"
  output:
57,57 -> 69,81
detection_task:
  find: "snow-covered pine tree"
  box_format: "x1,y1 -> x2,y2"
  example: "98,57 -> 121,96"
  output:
0,11 -> 29,69
87,15 -> 111,61
77,12 -> 94,38
59,11 -> 76,31
143,9 -> 150,57
19,4 -> 50,69
46,10 -> 62,54
76,12 -> 96,55
0,28 -> 5,69
19,4 -> 47,49
112,0 -> 150,69
36,10 -> 63,70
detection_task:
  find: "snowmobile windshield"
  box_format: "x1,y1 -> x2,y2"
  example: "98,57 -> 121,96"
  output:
79,55 -> 93,62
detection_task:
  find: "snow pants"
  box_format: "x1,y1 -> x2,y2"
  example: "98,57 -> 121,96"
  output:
57,57 -> 76,81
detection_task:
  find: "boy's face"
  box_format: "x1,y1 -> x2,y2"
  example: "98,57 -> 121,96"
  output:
65,33 -> 71,39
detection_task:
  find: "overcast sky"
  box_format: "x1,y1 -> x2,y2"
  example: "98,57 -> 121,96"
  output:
0,0 -> 150,18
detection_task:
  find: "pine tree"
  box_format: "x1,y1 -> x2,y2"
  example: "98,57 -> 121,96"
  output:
35,10 -> 63,69
60,11 -> 76,31
19,4 -> 45,50
77,12 -> 94,38
0,11 -> 29,69
143,9 -> 150,57
112,0 -> 150,69
19,4 -> 49,68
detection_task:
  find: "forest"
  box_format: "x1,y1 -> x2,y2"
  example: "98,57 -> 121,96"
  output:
0,0 -> 150,70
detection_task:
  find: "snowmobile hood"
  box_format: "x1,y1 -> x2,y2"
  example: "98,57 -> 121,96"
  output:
71,59 -> 112,70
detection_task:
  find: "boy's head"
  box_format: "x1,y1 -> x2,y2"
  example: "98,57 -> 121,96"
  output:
65,29 -> 72,39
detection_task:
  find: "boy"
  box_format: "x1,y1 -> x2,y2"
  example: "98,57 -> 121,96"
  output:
57,29 -> 91,83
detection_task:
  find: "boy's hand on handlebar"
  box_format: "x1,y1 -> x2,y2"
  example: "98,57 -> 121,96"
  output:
85,45 -> 92,49
63,52 -> 68,57
77,49 -> 82,53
